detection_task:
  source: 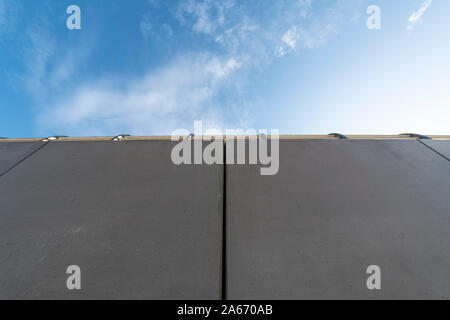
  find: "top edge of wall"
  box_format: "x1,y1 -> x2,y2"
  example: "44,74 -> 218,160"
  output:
1,135 -> 450,142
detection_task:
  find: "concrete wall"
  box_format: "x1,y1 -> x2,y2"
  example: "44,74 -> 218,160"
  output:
226,140 -> 450,299
0,142 -> 46,176
0,139 -> 449,299
0,141 -> 223,299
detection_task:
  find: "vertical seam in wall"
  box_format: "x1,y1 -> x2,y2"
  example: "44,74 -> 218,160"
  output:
0,142 -> 50,178
417,140 -> 450,162
221,139 -> 228,300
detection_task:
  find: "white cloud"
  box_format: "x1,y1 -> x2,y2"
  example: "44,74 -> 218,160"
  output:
298,0 -> 313,18
0,0 -> 9,36
0,1 -> 5,32
22,25 -> 55,99
283,27 -> 298,50
19,22 -> 93,103
276,21 -> 338,57
140,11 -> 173,41
140,14 -> 153,40
161,23 -> 174,37
139,0 -> 362,65
407,0 -> 433,30
37,55 -> 242,136
176,0 -> 354,61
0,0 -> 19,39
177,0 -> 234,35
17,6 -> 248,136
277,27 -> 300,57
22,0 -> 365,136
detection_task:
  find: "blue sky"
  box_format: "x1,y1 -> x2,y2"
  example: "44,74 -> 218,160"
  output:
0,0 -> 449,138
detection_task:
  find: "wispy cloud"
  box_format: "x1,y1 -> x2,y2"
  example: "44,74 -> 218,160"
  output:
277,26 -> 323,57
176,0 -> 234,35
37,55 -> 242,136
22,24 -> 55,99
173,0 -> 354,63
140,13 -> 153,40
19,8 -> 247,136
407,0 -> 433,30
0,0 -> 9,37
21,0 -> 364,136
19,19 -> 92,103
0,0 -> 20,39
0,1 -> 5,34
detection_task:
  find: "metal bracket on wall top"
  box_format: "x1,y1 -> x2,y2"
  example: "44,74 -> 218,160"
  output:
400,133 -> 431,140
111,134 -> 131,142
40,136 -> 68,142
329,133 -> 349,140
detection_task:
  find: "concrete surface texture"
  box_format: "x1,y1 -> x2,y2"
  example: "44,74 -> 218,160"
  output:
422,140 -> 450,160
0,142 -> 46,176
0,141 -> 223,299
226,140 -> 450,299
0,138 -> 449,300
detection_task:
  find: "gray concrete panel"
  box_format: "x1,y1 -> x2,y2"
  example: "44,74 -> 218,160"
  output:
422,140 -> 450,160
227,140 -> 450,299
0,141 -> 223,299
0,142 -> 47,176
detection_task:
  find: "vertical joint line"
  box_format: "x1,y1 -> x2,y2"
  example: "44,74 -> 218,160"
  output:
221,138 -> 227,300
